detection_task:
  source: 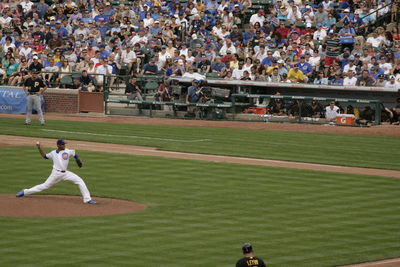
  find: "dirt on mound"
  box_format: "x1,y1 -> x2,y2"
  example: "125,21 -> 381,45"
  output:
0,194 -> 147,218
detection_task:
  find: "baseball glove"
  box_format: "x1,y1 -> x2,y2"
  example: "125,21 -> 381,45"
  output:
76,158 -> 83,168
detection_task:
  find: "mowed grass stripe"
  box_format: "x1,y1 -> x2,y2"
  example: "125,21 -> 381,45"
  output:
1,147 -> 399,266
0,117 -> 399,170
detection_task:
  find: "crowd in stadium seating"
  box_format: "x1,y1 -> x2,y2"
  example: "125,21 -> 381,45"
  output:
0,0 -> 399,90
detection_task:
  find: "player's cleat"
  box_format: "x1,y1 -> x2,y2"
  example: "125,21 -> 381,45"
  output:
86,200 -> 97,204
16,190 -> 25,197
24,122 -> 30,125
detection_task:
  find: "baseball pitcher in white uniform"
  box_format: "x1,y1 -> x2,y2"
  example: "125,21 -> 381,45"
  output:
16,139 -> 96,204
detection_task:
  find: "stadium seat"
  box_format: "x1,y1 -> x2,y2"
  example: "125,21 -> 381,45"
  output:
295,21 -> 305,28
144,81 -> 159,94
206,72 -> 221,79
72,73 -> 81,80
60,76 -> 73,87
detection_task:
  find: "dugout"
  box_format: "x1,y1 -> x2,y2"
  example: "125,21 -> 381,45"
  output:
171,78 -> 399,108
231,94 -> 382,125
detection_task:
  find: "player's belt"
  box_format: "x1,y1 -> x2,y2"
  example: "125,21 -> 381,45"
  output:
55,169 -> 66,173
29,92 -> 38,95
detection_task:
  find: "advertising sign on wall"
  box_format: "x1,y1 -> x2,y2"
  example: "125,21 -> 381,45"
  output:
0,88 -> 45,114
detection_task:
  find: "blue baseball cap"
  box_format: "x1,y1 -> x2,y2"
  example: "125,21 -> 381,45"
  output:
57,139 -> 66,145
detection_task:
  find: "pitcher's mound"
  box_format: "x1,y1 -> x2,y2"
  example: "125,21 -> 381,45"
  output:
0,194 -> 147,218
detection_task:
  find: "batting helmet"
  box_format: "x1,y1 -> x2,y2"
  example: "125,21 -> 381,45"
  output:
242,243 -> 253,254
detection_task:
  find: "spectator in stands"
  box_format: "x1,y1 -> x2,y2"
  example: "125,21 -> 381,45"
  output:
9,58 -> 29,86
57,59 -> 72,86
197,54 -> 211,73
375,74 -> 386,87
155,78 -> 171,103
313,71 -> 328,85
356,69 -> 375,86
79,70 -> 95,92
281,73 -> 291,83
314,4 -> 328,25
232,60 -> 245,80
288,65 -> 306,83
339,22 -> 356,51
313,23 -> 327,42
270,68 -> 281,82
6,57 -> 19,82
0,0 -> 395,104
296,54 -> 313,80
250,10 -> 265,26
95,57 -> 112,87
0,62 -> 6,85
2,36 -> 15,54
125,76 -> 143,101
343,56 -> 357,73
19,41 -> 33,59
330,71 -> 344,86
343,70 -> 357,86
182,66 -> 206,80
324,30 -> 341,66
211,57 -> 226,74
385,75 -> 400,90
141,58 -> 159,75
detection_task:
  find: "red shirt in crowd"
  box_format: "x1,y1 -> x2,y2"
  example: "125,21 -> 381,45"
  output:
275,26 -> 290,40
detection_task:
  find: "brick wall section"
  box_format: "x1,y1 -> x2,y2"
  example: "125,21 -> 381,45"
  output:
44,89 -> 79,114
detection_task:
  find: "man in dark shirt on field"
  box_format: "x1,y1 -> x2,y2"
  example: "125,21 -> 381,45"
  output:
236,243 -> 266,267
24,70 -> 47,125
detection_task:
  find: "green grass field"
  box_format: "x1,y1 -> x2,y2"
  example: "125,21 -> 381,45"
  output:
0,117 -> 399,266
0,117 -> 399,170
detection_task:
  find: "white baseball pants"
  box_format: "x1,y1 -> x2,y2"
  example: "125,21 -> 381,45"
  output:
23,170 -> 92,202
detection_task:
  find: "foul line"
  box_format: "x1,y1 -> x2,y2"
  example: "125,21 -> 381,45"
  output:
41,129 -> 211,143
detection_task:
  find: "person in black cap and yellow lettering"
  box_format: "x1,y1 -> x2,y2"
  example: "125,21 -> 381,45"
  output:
236,243 -> 266,267
16,139 -> 97,204
24,69 -> 47,125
